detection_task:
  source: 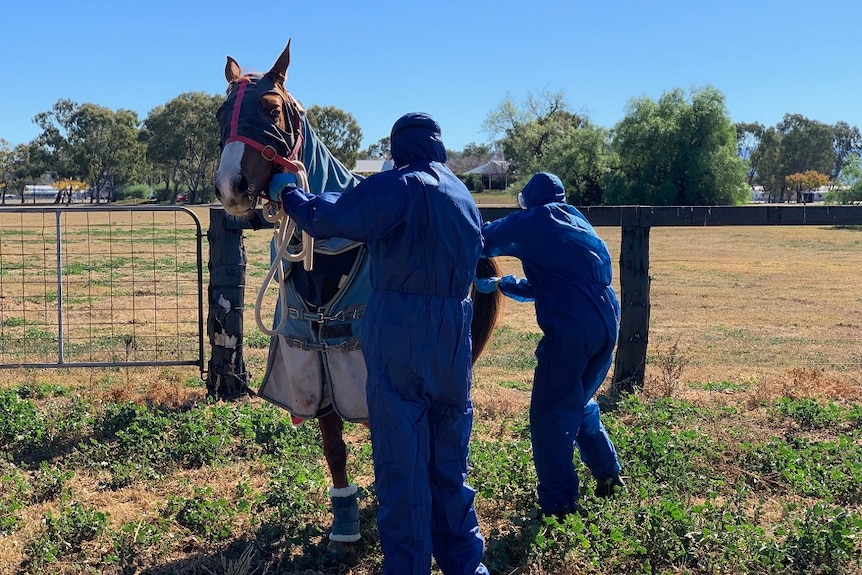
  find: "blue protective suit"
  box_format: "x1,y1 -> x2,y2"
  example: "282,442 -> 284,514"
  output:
281,113 -> 488,575
481,172 -> 622,515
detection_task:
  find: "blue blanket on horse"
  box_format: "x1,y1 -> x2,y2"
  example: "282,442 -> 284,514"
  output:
257,115 -> 372,422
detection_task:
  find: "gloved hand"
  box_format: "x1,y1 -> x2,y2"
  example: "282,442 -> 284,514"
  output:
474,276 -> 501,294
267,172 -> 298,200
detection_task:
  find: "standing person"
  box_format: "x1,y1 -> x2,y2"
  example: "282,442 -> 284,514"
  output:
476,171 -> 624,518
271,113 -> 489,575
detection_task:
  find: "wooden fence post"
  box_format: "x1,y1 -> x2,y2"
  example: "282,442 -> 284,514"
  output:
612,207 -> 651,393
205,209 -> 253,399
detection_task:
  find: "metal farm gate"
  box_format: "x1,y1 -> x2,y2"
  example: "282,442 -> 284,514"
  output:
0,206 -> 204,371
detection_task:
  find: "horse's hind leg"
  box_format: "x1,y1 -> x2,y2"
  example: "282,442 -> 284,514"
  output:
318,411 -> 360,552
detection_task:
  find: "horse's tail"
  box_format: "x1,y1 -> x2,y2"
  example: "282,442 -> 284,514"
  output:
471,257 -> 502,364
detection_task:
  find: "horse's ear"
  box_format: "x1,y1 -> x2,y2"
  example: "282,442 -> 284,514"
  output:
225,56 -> 242,84
269,39 -> 291,85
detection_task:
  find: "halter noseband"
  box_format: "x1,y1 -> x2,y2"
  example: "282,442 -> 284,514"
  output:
223,74 -> 305,174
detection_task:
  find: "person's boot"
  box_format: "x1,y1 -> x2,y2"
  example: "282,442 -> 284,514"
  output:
595,474 -> 625,498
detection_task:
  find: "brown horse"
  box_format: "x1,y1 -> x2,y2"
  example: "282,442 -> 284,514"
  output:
213,40 -> 501,554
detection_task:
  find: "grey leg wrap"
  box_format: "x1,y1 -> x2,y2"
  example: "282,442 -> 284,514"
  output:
329,484 -> 360,542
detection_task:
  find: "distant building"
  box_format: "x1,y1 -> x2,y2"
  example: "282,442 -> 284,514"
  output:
750,185 -> 832,203
750,186 -> 769,202
353,159 -> 394,174
23,185 -> 61,200
20,184 -> 91,203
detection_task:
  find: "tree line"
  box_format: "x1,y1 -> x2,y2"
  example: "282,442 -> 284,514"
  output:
2,85 -> 861,206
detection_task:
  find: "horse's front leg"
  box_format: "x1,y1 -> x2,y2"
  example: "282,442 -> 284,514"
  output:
318,411 -> 360,553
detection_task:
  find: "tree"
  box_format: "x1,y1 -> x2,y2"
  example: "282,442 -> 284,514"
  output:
605,86 -> 749,205
5,142 -> 48,204
830,121 -> 862,182
446,142 -> 494,176
34,100 -> 144,203
536,125 -> 612,205
483,91 -> 613,203
358,137 -> 391,160
751,114 -> 836,202
736,122 -> 763,185
828,153 -> 862,204
0,139 -> 11,204
306,105 -> 362,169
33,99 -> 78,180
483,90 -> 579,174
49,178 -> 88,205
785,170 -> 830,203
144,92 -> 223,204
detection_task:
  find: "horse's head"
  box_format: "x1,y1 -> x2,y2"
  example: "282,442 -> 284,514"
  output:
214,40 -> 305,217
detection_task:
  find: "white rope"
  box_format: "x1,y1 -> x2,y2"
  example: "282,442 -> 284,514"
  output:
254,166 -> 315,336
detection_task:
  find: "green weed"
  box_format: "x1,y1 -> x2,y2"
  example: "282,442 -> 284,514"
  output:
163,485 -> 236,542
24,500 -> 109,571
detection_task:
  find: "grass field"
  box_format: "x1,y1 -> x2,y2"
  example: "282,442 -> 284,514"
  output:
0,205 -> 860,574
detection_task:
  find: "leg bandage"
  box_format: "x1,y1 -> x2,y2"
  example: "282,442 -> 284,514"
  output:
328,484 -> 360,542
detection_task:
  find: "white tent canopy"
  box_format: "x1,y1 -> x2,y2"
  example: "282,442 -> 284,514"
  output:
463,158 -> 510,189
463,159 -> 510,175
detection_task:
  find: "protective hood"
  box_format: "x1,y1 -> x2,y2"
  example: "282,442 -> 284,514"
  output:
390,112 -> 447,168
520,172 -> 566,208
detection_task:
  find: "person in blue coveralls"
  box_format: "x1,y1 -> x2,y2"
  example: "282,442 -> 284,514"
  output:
270,113 -> 489,575
475,171 -> 625,518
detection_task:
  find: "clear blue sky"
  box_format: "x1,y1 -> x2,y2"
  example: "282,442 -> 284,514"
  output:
2,0 -> 860,153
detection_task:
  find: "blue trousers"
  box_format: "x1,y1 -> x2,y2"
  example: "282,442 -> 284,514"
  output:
364,298 -> 488,575
530,291 -> 622,514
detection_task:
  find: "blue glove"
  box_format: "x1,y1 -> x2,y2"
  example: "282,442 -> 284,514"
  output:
474,276 -> 501,294
267,172 -> 298,200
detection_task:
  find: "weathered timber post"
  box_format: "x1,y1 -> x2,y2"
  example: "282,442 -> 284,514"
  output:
205,208 -> 253,398
612,207 -> 651,393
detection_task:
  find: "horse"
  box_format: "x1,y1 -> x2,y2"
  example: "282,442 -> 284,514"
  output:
213,40 -> 501,556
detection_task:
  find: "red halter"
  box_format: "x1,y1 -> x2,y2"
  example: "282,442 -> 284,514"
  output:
224,76 -> 305,174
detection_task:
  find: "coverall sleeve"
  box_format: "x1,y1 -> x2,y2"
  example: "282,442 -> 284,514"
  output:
480,215 -> 524,259
480,214 -> 536,302
282,177 -> 407,242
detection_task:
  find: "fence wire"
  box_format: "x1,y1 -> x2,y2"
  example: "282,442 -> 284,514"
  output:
0,206 -> 204,370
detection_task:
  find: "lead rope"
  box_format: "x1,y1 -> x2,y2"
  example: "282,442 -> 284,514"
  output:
254,165 -> 315,336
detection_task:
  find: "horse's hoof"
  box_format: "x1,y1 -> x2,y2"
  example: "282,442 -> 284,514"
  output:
326,539 -> 357,561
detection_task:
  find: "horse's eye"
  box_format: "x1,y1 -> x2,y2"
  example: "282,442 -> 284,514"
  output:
268,107 -> 281,120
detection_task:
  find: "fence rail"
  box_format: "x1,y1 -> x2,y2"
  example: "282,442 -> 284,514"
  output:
208,204 -> 862,394
0,206 -> 205,371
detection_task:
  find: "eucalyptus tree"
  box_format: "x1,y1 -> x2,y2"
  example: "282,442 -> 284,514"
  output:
33,99 -> 78,181
0,139 -> 11,203
830,121 -> 862,182
829,153 -> 862,204
144,91 -> 223,203
605,86 -> 749,205
34,99 -> 144,202
736,121 -> 764,186
0,141 -> 48,204
359,136 -> 391,160
752,114 -> 836,202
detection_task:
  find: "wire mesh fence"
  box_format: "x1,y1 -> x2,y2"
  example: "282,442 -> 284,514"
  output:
0,206 -> 204,370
